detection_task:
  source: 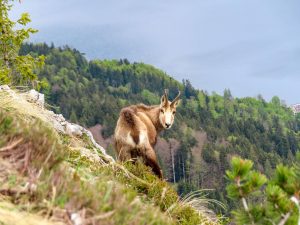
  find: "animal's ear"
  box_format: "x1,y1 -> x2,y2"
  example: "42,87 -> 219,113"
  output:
160,95 -> 166,106
160,89 -> 168,107
171,91 -> 181,108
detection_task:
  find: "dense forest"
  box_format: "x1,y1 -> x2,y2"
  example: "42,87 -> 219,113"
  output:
20,43 -> 300,212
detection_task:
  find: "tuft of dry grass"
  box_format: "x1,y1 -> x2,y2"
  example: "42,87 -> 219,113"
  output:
174,190 -> 226,225
0,201 -> 64,225
118,161 -> 226,225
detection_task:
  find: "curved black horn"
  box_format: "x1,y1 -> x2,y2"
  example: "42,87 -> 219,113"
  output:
164,89 -> 169,98
171,91 -> 181,106
161,89 -> 169,106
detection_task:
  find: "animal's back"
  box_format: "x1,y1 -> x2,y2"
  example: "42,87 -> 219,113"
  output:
114,106 -> 150,160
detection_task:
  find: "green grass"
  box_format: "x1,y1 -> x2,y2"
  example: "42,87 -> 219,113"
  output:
0,91 -> 222,225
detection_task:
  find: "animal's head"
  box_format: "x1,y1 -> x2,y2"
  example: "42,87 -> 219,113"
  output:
159,89 -> 181,129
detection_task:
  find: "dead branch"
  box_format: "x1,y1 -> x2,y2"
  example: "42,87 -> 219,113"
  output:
0,138 -> 23,152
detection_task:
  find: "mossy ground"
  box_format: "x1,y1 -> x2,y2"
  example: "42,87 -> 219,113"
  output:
0,91 -> 222,225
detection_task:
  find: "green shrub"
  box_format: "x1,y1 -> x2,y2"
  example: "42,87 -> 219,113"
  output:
226,156 -> 300,225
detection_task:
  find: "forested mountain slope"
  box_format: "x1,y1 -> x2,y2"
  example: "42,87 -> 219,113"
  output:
20,43 -> 300,211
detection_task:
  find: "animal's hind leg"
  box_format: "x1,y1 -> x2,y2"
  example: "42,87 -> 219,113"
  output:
143,145 -> 163,179
117,145 -> 132,162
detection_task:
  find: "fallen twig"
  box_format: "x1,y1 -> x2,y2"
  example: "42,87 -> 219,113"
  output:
0,138 -> 23,152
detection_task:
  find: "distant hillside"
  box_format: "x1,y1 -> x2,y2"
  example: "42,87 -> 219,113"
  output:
20,43 -> 300,212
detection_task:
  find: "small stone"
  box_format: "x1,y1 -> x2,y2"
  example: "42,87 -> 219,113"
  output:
0,85 -> 10,91
66,123 -> 83,136
26,89 -> 45,108
55,114 -> 66,122
60,121 -> 67,126
71,212 -> 83,225
52,120 -> 65,134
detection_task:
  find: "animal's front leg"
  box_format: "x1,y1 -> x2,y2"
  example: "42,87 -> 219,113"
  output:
144,145 -> 163,179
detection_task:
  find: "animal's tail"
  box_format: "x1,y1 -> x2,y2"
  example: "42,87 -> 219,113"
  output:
120,108 -> 140,144
121,108 -> 135,128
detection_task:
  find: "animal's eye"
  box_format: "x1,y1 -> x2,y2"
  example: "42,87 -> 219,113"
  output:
160,109 -> 164,113
173,111 -> 176,115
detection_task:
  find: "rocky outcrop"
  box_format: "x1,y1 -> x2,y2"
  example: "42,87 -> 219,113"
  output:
26,89 -> 45,108
0,86 -> 114,163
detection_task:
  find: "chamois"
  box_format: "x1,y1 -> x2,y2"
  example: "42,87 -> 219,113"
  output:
114,90 -> 180,178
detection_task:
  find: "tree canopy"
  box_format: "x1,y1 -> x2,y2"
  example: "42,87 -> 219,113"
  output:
0,0 -> 44,86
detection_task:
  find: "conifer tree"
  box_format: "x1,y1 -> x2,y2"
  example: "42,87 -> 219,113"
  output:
226,155 -> 300,225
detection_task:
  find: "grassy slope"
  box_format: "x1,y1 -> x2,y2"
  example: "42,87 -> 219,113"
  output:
0,89 -> 222,225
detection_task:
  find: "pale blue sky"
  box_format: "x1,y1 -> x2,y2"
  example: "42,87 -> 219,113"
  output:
11,0 -> 300,104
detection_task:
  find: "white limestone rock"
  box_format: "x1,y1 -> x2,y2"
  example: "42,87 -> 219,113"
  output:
48,110 -> 55,115
0,85 -> 18,99
65,123 -> 83,136
83,128 -> 113,159
54,114 -> 66,123
0,85 -> 10,91
26,89 -> 45,108
52,120 -> 65,134
2,86 -> 114,162
71,212 -> 83,225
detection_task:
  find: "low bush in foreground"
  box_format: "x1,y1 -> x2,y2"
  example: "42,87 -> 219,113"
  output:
226,156 -> 300,225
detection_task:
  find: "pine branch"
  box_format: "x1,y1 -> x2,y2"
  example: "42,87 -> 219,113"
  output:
291,196 -> 300,225
241,197 -> 249,212
278,212 -> 290,225
236,177 -> 255,225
